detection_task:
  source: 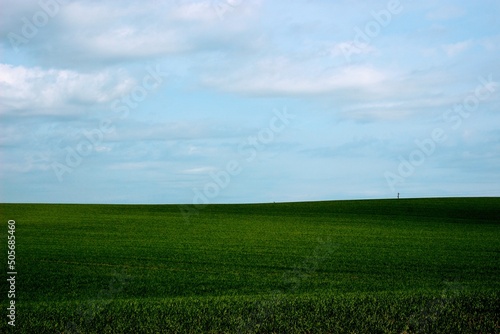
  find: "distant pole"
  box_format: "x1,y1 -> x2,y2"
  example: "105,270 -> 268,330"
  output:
397,193 -> 400,199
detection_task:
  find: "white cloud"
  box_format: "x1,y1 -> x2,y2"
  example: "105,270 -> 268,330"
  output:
204,57 -> 388,96
0,0 -> 43,35
340,102 -> 413,122
53,2 -> 191,61
94,146 -> 112,153
426,5 -> 465,21
83,27 -> 189,59
479,35 -> 500,52
330,41 -> 377,59
171,1 -> 219,22
0,64 -> 135,114
0,0 -> 263,66
181,166 -> 217,174
172,0 -> 261,22
442,40 -> 472,57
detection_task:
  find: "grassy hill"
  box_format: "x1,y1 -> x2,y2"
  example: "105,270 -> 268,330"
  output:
1,198 -> 499,333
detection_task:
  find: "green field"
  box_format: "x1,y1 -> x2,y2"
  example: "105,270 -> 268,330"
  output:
1,198 -> 499,333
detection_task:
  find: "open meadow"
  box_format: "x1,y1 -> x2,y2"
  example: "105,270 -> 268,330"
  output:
1,197 -> 499,333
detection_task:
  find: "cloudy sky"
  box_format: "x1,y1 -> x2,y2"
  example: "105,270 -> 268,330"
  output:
1,0 -> 499,204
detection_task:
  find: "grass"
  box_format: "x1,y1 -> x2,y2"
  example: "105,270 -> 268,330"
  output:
1,197 -> 499,333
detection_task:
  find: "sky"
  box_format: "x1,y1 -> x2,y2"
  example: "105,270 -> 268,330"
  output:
1,0 -> 499,205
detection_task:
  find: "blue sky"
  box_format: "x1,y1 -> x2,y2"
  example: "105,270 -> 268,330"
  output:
1,0 -> 499,204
